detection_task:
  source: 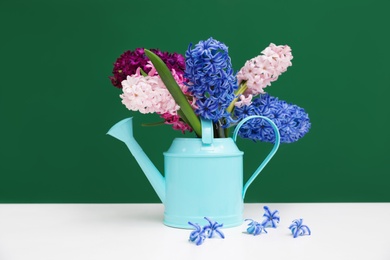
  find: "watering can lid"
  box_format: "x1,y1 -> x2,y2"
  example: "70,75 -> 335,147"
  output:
163,138 -> 243,157
164,118 -> 243,156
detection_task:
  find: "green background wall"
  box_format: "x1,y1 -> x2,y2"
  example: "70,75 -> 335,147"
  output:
1,0 -> 389,203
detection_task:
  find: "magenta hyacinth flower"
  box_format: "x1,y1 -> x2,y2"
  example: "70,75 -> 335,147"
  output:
109,48 -> 186,88
160,113 -> 192,134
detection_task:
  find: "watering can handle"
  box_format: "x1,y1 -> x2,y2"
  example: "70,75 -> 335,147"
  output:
232,115 -> 281,199
201,118 -> 213,145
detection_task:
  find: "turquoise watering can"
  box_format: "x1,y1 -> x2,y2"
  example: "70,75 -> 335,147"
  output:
107,115 -> 280,228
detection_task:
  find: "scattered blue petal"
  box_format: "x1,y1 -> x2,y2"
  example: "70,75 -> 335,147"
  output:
188,217 -> 225,245
188,222 -> 207,245
203,217 -> 225,239
288,219 -> 311,238
261,206 -> 280,228
245,219 -> 267,236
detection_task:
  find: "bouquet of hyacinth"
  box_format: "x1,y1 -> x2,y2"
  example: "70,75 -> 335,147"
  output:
109,38 -> 310,143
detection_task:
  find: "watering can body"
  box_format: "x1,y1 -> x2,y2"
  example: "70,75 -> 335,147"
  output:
107,116 -> 280,229
163,138 -> 244,228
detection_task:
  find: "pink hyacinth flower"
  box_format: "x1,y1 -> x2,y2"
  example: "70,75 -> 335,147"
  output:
120,62 -> 194,133
145,61 -> 188,93
236,43 -> 293,96
235,94 -> 253,108
120,71 -> 180,115
160,113 -> 192,133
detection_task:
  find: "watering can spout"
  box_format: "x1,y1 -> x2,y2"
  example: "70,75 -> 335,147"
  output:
107,117 -> 166,203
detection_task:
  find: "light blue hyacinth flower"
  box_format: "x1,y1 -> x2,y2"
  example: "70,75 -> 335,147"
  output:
245,219 -> 267,236
289,219 -> 311,238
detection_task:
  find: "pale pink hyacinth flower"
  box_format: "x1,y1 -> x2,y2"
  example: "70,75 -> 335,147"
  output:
235,94 -> 253,108
236,43 -> 293,96
145,61 -> 188,93
120,67 -> 180,115
121,63 -> 193,133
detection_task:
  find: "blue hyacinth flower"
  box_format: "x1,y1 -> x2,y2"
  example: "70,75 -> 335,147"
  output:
185,37 -> 238,122
233,94 -> 311,143
289,219 -> 311,238
261,206 -> 280,228
245,219 -> 267,236
203,217 -> 225,239
188,222 -> 207,245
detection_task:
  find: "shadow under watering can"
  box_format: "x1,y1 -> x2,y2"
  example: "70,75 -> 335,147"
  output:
107,115 -> 280,229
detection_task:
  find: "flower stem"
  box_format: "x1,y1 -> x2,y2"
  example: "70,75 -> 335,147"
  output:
215,121 -> 226,138
223,82 -> 248,137
141,121 -> 165,127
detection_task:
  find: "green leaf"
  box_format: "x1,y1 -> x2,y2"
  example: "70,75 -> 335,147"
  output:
140,68 -> 148,76
144,49 -> 201,136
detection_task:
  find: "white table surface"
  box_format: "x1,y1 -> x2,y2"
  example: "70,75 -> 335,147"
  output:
0,203 -> 389,260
